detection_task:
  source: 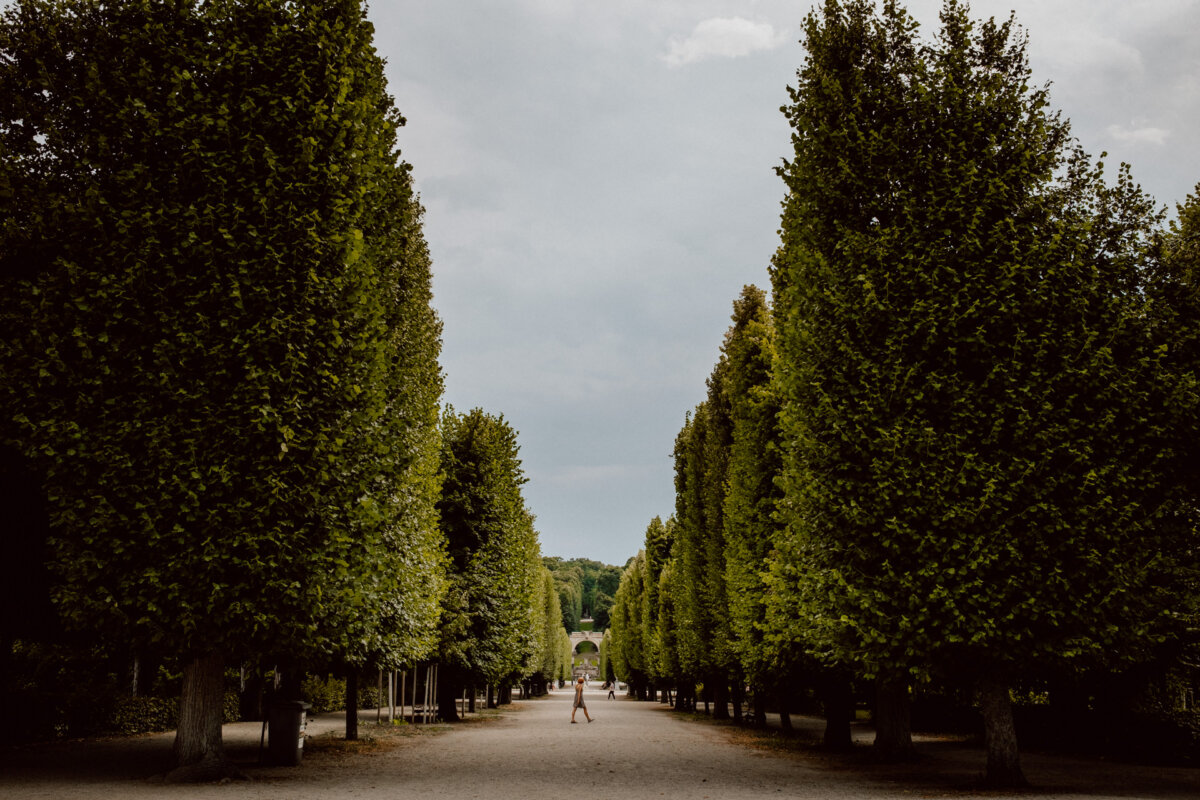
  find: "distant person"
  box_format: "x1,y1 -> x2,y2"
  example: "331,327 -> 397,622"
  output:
571,677 -> 593,723
607,682 -> 615,700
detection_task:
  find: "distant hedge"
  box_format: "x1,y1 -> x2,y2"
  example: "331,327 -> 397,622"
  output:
104,692 -> 241,736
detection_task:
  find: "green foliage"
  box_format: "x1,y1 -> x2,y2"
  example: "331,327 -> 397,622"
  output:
608,519 -> 686,692
107,696 -> 182,736
599,629 -> 612,683
436,408 -> 542,687
543,556 -> 622,632
104,691 -> 240,735
608,551 -> 647,685
719,286 -> 783,692
552,566 -> 584,632
671,393 -> 736,699
768,0 -> 1191,688
1149,183 -> 1200,499
654,549 -> 682,684
0,0 -> 445,672
557,628 -> 573,682
535,568 -> 568,679
301,674 -> 347,715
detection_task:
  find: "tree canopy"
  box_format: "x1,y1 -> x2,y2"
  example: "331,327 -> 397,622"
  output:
0,0 -> 446,775
767,0 -> 1194,783
435,408 -> 544,716
611,1 -> 1200,786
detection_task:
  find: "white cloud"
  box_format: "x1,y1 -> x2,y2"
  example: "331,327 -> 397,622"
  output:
662,17 -> 788,68
1107,124 -> 1171,146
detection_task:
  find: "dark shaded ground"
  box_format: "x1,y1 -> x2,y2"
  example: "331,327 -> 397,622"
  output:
3,689 -> 1199,799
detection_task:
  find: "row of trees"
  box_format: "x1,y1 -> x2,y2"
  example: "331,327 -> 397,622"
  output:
433,407 -> 573,717
610,0 -> 1200,787
0,0 -> 566,780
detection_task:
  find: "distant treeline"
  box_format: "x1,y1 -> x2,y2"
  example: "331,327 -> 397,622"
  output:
543,557 -> 623,632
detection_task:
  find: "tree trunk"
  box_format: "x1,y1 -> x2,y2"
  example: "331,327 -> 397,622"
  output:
822,672 -> 853,750
240,666 -> 265,722
0,634 -> 13,746
777,686 -> 793,731
168,652 -> 241,782
345,671 -> 359,740
712,678 -> 730,720
468,684 -> 477,712
1049,678 -> 1089,744
487,683 -> 496,709
752,690 -> 767,728
278,664 -> 304,701
675,684 -> 691,712
437,669 -> 462,722
873,676 -> 914,759
979,678 -> 1027,787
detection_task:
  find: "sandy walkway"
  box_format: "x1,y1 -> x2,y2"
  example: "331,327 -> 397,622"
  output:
3,686 -> 1200,799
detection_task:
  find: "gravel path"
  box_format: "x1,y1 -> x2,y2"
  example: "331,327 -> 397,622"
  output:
3,686 -> 1200,799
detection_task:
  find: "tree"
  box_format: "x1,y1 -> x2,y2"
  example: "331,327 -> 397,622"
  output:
654,555 -> 684,706
770,0 -> 1190,784
599,629 -> 614,684
672,392 -> 737,718
719,286 -> 788,727
534,567 -> 567,687
434,408 -> 541,720
670,413 -> 707,704
639,515 -> 673,696
0,0 -> 445,778
1150,183 -> 1200,499
544,558 -> 585,632
608,551 -> 649,697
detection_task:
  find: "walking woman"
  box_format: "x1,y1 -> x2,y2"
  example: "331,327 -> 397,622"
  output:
571,676 -> 593,723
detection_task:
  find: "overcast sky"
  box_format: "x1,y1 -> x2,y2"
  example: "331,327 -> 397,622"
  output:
368,0 -> 1200,567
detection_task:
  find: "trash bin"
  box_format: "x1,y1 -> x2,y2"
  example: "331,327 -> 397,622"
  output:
267,700 -> 311,766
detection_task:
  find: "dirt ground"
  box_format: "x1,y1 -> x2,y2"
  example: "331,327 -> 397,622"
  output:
3,686 -> 1200,799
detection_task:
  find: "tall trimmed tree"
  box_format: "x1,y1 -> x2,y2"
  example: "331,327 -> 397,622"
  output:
434,407 -> 541,719
0,0 -> 445,778
1150,182 -> 1200,499
719,286 -> 787,727
608,551 -> 649,696
671,396 -> 737,718
770,0 -> 1189,784
640,515 -> 673,696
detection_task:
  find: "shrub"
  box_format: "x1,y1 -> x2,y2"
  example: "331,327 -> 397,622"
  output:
107,695 -> 179,735
302,674 -> 346,714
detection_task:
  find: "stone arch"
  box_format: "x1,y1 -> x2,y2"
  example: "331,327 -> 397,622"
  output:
569,629 -> 604,679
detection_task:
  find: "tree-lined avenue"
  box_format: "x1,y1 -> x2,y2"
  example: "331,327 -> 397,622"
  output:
6,690 -> 1200,799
